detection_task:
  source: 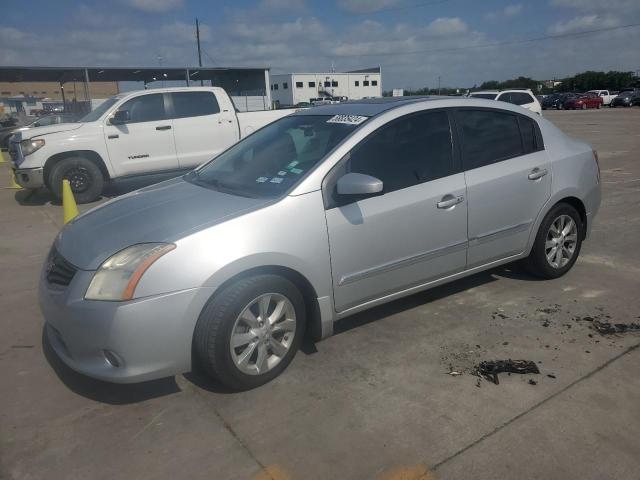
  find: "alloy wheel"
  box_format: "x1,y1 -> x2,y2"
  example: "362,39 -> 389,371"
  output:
229,293 -> 296,375
545,215 -> 578,269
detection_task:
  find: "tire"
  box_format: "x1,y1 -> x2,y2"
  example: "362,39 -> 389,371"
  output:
193,274 -> 306,391
48,156 -> 104,204
525,203 -> 583,279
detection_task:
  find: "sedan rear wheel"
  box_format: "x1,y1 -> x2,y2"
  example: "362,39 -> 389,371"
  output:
193,274 -> 306,390
525,203 -> 583,279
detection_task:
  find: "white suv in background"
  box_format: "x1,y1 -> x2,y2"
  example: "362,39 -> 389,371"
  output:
469,89 -> 542,115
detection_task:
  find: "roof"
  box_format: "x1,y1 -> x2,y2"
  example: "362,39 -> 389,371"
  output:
292,96 -> 447,117
0,66 -> 269,84
271,66 -> 381,77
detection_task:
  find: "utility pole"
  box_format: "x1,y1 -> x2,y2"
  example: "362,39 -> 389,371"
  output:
438,76 -> 441,96
196,18 -> 203,86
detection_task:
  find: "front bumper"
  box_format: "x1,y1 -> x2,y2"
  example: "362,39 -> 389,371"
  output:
14,167 -> 45,189
39,265 -> 215,383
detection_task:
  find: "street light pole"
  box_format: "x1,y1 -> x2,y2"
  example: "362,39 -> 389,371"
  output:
196,18 -> 203,86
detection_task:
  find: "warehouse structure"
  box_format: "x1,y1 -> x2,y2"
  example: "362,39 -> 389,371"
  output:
0,66 -> 273,115
270,67 -> 381,106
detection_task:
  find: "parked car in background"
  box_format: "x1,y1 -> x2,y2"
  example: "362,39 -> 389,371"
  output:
39,96 -> 600,390
468,89 -> 542,114
2,113 -> 80,149
0,116 -> 31,151
542,93 -> 572,110
9,87 -> 296,203
610,89 -> 640,107
563,93 -> 603,110
587,90 -> 616,106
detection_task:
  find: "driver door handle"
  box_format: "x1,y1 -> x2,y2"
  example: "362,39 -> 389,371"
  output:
156,125 -> 171,131
528,168 -> 548,180
437,194 -> 464,209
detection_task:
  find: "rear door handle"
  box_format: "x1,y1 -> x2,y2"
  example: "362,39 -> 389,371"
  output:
108,134 -> 119,139
156,125 -> 171,131
437,194 -> 464,209
528,168 -> 548,180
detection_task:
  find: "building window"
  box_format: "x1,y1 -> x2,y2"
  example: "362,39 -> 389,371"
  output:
331,80 -> 338,87
1,91 -> 10,95
41,91 -> 47,94
19,91 -> 25,94
283,82 -> 288,89
363,81 -> 369,86
296,81 -> 303,88
372,80 -> 378,86
54,90 -> 60,93
355,80 -> 359,87
323,81 -> 330,87
274,84 -> 279,90
308,81 -> 316,87
270,85 -> 273,90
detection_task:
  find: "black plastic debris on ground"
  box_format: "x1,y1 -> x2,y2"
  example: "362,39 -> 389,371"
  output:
591,320 -> 640,336
475,359 -> 540,385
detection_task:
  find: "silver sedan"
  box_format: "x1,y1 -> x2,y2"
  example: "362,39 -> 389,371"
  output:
40,97 -> 601,390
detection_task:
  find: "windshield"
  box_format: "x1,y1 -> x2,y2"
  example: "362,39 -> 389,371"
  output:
190,114 -> 365,198
470,93 -> 498,100
78,97 -> 120,123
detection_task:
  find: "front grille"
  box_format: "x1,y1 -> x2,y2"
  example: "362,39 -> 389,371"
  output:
46,248 -> 78,286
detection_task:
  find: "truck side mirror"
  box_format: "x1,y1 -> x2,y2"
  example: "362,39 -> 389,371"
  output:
110,110 -> 130,125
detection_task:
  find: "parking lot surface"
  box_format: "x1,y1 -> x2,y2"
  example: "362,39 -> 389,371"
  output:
1,108 -> 639,480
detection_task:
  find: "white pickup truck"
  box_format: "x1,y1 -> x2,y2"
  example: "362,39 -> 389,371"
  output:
587,90 -> 616,106
9,87 -> 295,203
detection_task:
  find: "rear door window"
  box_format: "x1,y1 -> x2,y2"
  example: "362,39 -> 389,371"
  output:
510,92 -> 534,105
171,91 -> 220,118
456,109 -> 523,169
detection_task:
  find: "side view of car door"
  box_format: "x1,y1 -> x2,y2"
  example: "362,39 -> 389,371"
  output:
323,109 -> 468,313
104,93 -> 179,176
168,91 -> 239,169
455,108 -> 551,268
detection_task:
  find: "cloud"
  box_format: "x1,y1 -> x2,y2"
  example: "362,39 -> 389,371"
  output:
258,0 -> 306,10
485,4 -> 523,20
122,0 -> 184,13
161,21 -> 211,42
547,14 -> 620,35
550,0 -> 640,12
336,0 -> 402,14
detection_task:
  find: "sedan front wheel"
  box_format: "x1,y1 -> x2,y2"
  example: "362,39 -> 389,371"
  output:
193,274 -> 306,390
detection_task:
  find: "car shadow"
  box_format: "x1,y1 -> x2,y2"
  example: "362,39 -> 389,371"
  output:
14,171 -> 184,207
42,326 -> 181,405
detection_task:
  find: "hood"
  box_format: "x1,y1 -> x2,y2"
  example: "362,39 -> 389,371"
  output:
24,122 -> 83,139
56,177 -> 272,270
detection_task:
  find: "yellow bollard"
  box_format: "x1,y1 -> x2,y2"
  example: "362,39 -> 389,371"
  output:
62,179 -> 79,224
6,171 -> 22,189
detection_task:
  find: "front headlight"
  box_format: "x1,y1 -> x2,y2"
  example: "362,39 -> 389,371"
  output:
20,138 -> 45,156
85,243 -> 175,301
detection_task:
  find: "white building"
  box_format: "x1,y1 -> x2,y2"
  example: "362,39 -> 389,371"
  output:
270,67 -> 381,106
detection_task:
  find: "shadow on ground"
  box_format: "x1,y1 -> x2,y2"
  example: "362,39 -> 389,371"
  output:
14,171 -> 184,207
42,327 -> 181,405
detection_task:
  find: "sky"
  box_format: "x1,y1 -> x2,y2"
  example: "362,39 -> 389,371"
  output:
1,0 -> 640,90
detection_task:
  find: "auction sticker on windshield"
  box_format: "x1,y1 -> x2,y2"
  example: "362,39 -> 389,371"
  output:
326,115 -> 368,125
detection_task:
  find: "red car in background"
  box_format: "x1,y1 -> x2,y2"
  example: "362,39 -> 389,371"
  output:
564,93 -> 603,110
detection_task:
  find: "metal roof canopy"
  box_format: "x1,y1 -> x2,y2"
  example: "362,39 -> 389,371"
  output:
0,66 -> 270,94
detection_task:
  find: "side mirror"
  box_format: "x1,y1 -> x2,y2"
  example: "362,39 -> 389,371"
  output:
110,110 -> 130,125
337,173 -> 383,196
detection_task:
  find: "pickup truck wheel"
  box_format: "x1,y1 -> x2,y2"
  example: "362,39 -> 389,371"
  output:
49,157 -> 104,204
193,274 -> 306,391
525,203 -> 583,279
